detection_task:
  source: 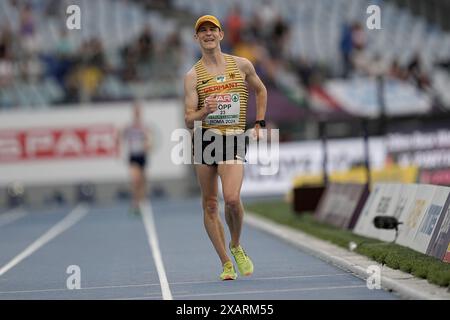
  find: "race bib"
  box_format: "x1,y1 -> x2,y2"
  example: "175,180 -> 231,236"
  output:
205,93 -> 241,126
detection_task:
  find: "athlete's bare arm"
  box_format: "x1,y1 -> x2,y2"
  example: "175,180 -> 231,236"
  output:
235,56 -> 267,123
184,67 -> 217,129
145,127 -> 153,153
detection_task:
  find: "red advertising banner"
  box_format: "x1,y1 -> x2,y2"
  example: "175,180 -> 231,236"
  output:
0,125 -> 119,162
444,245 -> 450,263
420,169 -> 450,186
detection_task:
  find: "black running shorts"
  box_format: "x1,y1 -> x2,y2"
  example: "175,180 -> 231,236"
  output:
192,128 -> 248,166
129,153 -> 147,168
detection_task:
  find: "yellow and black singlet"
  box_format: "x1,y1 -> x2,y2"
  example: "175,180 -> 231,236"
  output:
195,54 -> 248,135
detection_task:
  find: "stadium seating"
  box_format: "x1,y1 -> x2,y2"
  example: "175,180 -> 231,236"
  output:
1,0 -> 449,115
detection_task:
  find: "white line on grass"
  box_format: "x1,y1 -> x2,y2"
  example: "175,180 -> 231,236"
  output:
0,204 -> 89,277
140,201 -> 173,300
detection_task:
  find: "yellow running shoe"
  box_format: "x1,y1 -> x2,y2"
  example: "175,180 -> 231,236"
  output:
230,244 -> 254,276
220,261 -> 237,281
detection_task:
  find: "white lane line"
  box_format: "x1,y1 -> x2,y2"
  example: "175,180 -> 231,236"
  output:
111,292 -> 191,300
163,273 -> 351,286
0,283 -> 161,294
174,285 -> 368,299
0,204 -> 89,277
140,201 -> 173,300
248,273 -> 350,281
0,209 -> 28,228
0,273 -> 351,294
110,294 -> 163,300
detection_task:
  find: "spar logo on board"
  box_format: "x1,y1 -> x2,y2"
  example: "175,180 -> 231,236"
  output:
0,125 -> 119,162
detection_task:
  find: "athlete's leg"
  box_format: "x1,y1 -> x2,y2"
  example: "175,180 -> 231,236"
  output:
217,160 -> 244,248
129,164 -> 141,208
218,160 -> 253,276
195,164 -> 231,265
137,166 -> 147,202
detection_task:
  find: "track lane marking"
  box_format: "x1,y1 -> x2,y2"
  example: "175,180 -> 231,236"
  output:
174,284 -> 368,298
0,273 -> 348,294
140,201 -> 173,300
0,273 -> 350,294
0,204 -> 89,277
0,209 -> 28,228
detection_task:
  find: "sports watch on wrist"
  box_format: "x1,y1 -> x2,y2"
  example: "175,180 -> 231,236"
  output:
255,120 -> 266,128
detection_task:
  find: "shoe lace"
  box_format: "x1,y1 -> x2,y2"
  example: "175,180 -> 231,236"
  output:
233,247 -> 248,264
224,263 -> 233,273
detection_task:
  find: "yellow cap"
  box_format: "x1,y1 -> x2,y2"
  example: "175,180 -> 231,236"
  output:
195,15 -> 222,32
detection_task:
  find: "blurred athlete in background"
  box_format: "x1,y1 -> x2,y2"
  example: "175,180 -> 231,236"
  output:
123,103 -> 152,215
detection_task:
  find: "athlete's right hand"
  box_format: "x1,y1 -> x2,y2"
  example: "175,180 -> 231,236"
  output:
203,94 -> 218,115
